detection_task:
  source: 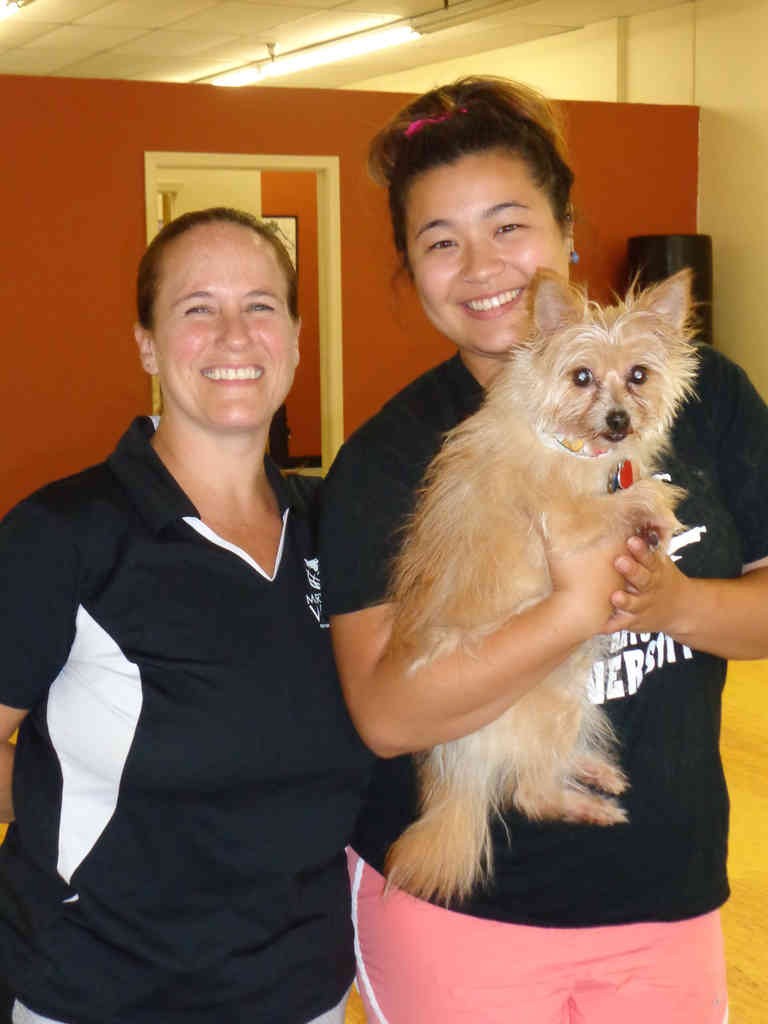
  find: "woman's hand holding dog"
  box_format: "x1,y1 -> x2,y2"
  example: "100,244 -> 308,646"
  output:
609,536 -> 688,634
611,537 -> 768,659
547,533 -> 628,638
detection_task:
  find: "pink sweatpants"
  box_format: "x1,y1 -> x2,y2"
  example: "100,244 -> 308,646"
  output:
348,850 -> 728,1024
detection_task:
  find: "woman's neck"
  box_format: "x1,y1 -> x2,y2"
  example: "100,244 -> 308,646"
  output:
151,417 -> 285,573
459,348 -> 508,389
151,417 -> 278,522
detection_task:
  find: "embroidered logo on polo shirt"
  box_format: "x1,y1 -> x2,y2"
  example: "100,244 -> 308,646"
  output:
304,558 -> 329,628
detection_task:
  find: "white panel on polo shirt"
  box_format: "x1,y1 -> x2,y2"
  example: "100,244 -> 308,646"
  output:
12,998 -> 67,1024
47,605 -> 143,885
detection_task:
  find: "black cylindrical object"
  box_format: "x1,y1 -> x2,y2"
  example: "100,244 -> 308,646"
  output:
627,234 -> 713,344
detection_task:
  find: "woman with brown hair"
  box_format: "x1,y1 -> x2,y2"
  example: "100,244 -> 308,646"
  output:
320,77 -> 768,1023
0,208 -> 370,1024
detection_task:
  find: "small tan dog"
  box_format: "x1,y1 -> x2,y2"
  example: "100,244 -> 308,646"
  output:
385,268 -> 699,905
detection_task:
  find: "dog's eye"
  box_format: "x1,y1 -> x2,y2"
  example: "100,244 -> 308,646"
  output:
629,365 -> 648,385
572,367 -> 593,387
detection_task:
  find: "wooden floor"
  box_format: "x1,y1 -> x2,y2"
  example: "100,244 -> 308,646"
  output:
720,659 -> 768,1022
345,658 -> 768,1024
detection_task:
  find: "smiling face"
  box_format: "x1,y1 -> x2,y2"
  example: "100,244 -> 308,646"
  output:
134,221 -> 300,443
405,148 -> 572,385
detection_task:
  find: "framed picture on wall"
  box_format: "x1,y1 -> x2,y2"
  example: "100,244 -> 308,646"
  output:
263,215 -> 298,272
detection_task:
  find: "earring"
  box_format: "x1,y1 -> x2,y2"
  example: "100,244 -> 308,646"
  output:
569,249 -> 580,265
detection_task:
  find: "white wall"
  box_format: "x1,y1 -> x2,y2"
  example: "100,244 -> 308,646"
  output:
348,1 -> 768,399
350,20 -> 619,101
625,4 -> 694,104
349,7 -> 697,104
155,168 -> 262,222
695,0 -> 768,399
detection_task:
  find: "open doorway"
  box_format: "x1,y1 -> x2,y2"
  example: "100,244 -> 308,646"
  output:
143,151 -> 343,474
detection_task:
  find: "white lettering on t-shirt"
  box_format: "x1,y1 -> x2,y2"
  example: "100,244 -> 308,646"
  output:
668,525 -> 708,562
590,631 -> 694,705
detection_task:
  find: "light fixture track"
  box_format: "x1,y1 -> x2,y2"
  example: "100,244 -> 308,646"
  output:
200,21 -> 420,87
198,0 -> 539,88
413,0 -> 538,34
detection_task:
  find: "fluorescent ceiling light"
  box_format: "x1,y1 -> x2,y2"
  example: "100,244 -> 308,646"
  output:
0,0 -> 24,19
208,23 -> 420,87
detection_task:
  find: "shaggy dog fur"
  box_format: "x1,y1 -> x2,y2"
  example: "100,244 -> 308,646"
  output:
384,268 -> 699,905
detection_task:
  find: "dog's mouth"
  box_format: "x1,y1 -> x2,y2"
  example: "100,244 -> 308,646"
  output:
601,409 -> 632,443
551,435 -> 610,457
600,428 -> 632,443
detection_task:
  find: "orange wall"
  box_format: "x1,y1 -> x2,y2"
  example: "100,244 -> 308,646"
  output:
0,75 -> 697,515
564,101 -> 700,303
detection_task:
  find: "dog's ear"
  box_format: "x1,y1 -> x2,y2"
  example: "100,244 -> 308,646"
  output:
635,268 -> 693,331
529,269 -> 583,336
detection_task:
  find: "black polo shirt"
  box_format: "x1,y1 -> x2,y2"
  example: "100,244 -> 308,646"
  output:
0,417 -> 371,1024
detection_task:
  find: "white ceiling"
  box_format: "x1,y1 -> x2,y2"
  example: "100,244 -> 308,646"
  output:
0,0 -> 689,88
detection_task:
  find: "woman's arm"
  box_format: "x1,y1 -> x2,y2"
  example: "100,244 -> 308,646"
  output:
0,704 -> 29,822
331,536 -> 625,757
611,540 -> 768,660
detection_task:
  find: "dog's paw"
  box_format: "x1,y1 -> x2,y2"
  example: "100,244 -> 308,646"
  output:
635,513 -> 684,551
637,523 -> 661,549
572,755 -> 628,796
559,789 -> 628,826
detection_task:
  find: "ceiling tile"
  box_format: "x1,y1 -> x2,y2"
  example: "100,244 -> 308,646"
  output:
51,50 -> 197,76
11,0 -> 112,22
268,8 -> 398,51
127,55 -> 237,81
169,3 -> 317,35
52,51 -> 158,75
512,0 -> 675,25
113,28 -> 239,56
0,48 -> 68,72
184,37 -> 271,64
271,0 -> 352,8
0,19 -> 59,46
75,0 -> 218,29
337,0 -> 442,14
18,24 -> 147,50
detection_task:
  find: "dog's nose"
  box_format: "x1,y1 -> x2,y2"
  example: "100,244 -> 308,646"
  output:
605,409 -> 630,436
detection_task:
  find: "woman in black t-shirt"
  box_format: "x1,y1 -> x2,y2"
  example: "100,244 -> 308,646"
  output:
320,77 -> 768,1024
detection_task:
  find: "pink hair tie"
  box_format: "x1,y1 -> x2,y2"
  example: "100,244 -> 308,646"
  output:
404,107 -> 468,138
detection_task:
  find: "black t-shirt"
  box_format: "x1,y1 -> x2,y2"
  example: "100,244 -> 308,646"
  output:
0,417 -> 372,1023
319,347 -> 768,926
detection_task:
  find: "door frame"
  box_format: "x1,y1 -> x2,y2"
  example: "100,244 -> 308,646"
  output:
143,151 -> 344,472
